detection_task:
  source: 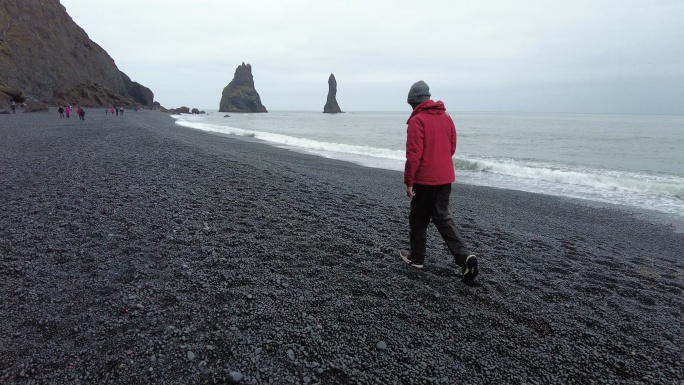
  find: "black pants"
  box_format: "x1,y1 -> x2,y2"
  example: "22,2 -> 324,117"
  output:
409,183 -> 471,267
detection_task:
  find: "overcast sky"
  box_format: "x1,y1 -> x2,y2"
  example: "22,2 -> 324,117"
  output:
59,0 -> 683,114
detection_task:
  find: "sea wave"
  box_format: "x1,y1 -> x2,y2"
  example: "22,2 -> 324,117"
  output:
173,115 -> 684,216
454,157 -> 684,199
173,119 -> 405,160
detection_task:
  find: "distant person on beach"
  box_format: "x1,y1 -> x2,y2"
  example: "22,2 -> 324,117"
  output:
399,80 -> 479,284
120,107 -> 124,115
78,107 -> 85,121
111,107 -> 115,115
58,106 -> 64,118
115,107 -> 119,116
11,101 -> 16,113
65,106 -> 71,118
105,108 -> 108,115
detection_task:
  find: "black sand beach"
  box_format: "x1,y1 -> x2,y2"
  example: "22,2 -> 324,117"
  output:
1,110 -> 683,385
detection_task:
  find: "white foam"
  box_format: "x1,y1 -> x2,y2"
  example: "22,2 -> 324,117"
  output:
172,114 -> 684,218
174,119 -> 405,161
454,157 -> 684,199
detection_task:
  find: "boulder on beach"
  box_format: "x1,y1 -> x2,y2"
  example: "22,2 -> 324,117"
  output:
323,73 -> 342,113
23,102 -> 49,113
168,106 -> 190,114
219,63 -> 267,113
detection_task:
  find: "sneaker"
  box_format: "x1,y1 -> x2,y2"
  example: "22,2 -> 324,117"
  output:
462,255 -> 478,283
399,249 -> 424,269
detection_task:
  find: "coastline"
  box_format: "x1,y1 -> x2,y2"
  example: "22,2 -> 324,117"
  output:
1,110 -> 683,384
172,110 -> 684,228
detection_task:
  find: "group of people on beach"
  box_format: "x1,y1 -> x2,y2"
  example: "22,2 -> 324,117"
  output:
105,106 -> 125,116
57,105 -> 85,120
53,105 -> 130,120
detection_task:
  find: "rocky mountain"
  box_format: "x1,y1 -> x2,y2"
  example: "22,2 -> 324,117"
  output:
323,73 -> 342,113
219,63 -> 267,113
0,0 -> 154,109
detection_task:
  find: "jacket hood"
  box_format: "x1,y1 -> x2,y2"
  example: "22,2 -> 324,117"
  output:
407,100 -> 446,123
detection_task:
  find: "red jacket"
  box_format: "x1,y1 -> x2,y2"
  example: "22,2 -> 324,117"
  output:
404,100 -> 457,187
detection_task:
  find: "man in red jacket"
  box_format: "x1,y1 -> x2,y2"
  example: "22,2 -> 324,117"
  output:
399,81 -> 479,284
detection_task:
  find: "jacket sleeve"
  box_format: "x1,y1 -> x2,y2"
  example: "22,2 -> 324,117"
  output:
451,119 -> 457,155
404,117 -> 424,186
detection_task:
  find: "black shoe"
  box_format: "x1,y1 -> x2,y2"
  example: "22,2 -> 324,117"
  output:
399,249 -> 424,269
462,255 -> 478,283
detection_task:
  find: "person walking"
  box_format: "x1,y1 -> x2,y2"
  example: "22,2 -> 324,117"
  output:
399,80 -> 479,284
10,101 -> 16,114
64,106 -> 71,118
78,106 -> 85,120
58,106 -> 64,118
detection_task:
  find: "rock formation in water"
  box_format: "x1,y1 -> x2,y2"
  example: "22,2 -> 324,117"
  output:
0,0 -> 155,109
218,63 -> 267,113
323,73 -> 342,113
168,106 -> 190,114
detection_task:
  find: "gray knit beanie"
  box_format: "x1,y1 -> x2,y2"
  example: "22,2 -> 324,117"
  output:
407,80 -> 431,105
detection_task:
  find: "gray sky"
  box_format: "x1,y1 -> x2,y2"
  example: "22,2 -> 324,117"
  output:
60,0 -> 683,114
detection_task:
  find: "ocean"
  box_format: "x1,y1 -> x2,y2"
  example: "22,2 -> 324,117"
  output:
172,110 -> 684,224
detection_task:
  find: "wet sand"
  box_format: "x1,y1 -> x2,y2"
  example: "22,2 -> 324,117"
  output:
1,110 -> 682,384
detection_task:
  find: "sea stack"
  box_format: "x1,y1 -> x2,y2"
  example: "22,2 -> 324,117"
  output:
323,74 -> 342,113
219,63 -> 267,113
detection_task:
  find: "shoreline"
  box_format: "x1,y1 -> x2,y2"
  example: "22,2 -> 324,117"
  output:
169,112 -> 684,235
170,110 -> 684,231
1,110 -> 683,384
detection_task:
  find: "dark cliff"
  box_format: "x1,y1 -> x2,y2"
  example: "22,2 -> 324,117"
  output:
219,63 -> 267,113
323,73 -> 342,113
0,0 -> 154,108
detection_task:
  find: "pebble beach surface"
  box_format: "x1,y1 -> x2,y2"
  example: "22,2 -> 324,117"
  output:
1,110 -> 683,385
